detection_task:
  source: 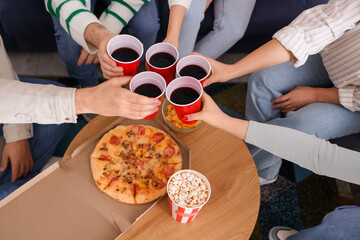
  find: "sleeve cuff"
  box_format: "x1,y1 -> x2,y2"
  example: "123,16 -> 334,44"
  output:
338,86 -> 359,112
3,124 -> 33,143
53,87 -> 78,124
168,0 -> 192,11
273,26 -> 310,68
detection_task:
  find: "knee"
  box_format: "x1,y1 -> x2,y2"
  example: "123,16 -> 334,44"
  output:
247,70 -> 269,94
184,0 -> 206,23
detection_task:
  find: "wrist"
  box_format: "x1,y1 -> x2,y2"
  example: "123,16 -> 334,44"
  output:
75,88 -> 92,114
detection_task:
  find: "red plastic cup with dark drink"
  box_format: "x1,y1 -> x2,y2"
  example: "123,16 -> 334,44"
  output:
130,71 -> 166,119
176,55 -> 211,87
165,76 -> 203,124
145,43 -> 179,85
107,35 -> 143,76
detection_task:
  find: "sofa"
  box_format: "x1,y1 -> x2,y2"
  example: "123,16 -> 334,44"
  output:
0,0 -> 329,53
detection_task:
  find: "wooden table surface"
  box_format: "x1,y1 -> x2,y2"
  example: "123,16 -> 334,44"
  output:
63,115 -> 260,240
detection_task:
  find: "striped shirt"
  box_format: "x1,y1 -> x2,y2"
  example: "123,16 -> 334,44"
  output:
45,0 -> 192,54
273,0 -> 360,112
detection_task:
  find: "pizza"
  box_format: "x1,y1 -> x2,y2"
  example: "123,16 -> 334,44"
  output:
90,124 -> 183,204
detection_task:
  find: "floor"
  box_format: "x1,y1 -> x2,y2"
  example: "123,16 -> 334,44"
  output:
8,51 -> 353,240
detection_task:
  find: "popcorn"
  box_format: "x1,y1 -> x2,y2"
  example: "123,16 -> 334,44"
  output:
168,171 -> 209,208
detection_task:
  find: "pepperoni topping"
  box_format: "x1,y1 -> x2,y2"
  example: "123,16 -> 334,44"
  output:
108,175 -> 119,186
132,125 -> 139,135
163,146 -> 175,157
130,183 -> 138,196
151,178 -> 165,189
139,126 -> 145,136
153,133 -> 164,143
99,155 -> 111,161
110,135 -> 121,145
162,165 -> 175,177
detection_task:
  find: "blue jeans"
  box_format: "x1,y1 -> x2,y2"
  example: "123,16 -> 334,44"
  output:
51,0 -> 159,86
0,77 -> 70,200
288,206 -> 360,240
178,0 -> 256,59
245,54 -> 360,180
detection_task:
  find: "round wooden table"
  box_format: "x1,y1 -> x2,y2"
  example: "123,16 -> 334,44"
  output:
63,116 -> 260,240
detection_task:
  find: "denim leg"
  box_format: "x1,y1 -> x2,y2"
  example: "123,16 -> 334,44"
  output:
122,0 -> 159,59
288,206 -> 360,240
51,14 -> 99,87
177,0 -> 207,58
194,0 -> 256,59
0,77 -> 70,200
246,54 -> 333,180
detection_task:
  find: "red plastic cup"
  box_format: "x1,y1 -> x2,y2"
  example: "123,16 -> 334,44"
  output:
107,34 -> 143,76
165,76 -> 203,124
167,170 -> 211,223
129,71 -> 166,119
176,55 -> 211,86
145,42 -> 179,85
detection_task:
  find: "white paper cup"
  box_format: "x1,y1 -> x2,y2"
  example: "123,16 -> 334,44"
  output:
167,169 -> 211,223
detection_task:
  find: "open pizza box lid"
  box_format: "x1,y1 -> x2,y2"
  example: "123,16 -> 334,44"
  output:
0,117 -> 191,240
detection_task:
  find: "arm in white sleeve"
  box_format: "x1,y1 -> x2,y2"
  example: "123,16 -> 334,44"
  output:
0,36 -> 33,142
245,121 -> 360,185
44,0 -> 101,53
168,0 -> 192,10
273,0 -> 360,67
0,80 -> 77,124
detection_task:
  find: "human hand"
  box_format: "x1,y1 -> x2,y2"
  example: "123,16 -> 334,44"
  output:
0,139 -> 33,182
184,92 -> 229,128
75,76 -> 161,119
189,53 -> 233,88
97,33 -> 124,79
272,86 -> 317,112
77,48 -> 99,66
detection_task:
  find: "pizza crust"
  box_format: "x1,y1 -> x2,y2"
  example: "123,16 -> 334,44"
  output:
90,124 -> 183,204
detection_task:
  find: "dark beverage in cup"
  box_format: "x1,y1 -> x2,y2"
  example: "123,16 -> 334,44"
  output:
111,47 -> 140,62
107,35 -> 143,76
130,71 -> 166,119
179,65 -> 207,80
149,52 -> 176,68
134,83 -> 162,98
170,87 -> 200,105
145,43 -> 179,85
165,76 -> 203,124
176,55 -> 211,86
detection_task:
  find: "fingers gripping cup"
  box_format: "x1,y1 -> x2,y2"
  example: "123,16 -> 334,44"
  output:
167,170 -> 211,223
107,34 -> 143,76
165,76 -> 203,124
145,42 -> 179,85
176,55 -> 211,86
130,71 -> 166,119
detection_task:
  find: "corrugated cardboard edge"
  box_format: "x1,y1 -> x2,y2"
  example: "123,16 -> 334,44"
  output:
0,161 -> 61,208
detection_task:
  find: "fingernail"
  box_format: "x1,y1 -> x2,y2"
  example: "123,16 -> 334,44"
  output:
154,99 -> 161,105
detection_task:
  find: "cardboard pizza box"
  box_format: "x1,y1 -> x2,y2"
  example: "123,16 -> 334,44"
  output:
0,117 -> 190,240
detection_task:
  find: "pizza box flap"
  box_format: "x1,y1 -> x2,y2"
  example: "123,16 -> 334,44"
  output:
0,117 -> 191,240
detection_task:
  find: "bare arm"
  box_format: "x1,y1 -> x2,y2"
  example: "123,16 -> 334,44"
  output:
163,5 -> 187,49
202,39 -> 294,87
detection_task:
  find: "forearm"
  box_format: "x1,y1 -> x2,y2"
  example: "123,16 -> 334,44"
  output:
228,39 -> 294,80
211,115 -> 249,140
314,88 -> 340,105
166,5 -> 187,42
84,22 -> 114,49
245,121 -> 360,185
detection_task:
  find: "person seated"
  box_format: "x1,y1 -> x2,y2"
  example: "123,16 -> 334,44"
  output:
45,0 -> 159,86
163,0 -> 256,59
185,92 -> 360,240
194,0 -> 360,185
0,34 -> 160,200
